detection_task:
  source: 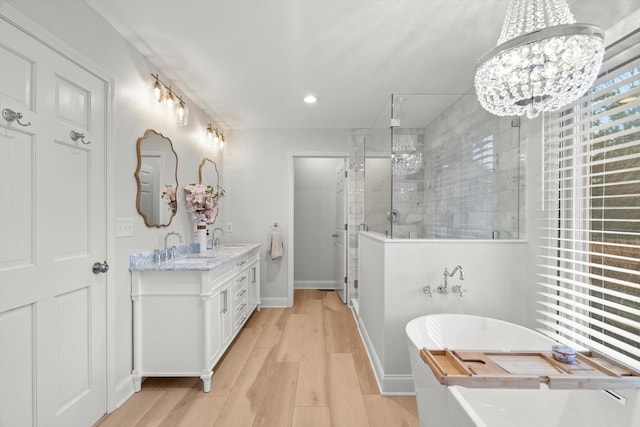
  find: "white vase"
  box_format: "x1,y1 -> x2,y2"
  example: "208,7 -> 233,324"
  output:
197,221 -> 207,253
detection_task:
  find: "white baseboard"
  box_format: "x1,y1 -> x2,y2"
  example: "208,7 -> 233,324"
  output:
355,313 -> 416,395
351,298 -> 359,316
110,375 -> 136,413
379,375 -> 415,395
259,296 -> 290,308
294,280 -> 336,290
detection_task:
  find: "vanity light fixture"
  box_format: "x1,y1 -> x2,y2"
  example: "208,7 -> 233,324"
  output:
474,0 -> 605,119
150,73 -> 189,126
205,123 -> 226,150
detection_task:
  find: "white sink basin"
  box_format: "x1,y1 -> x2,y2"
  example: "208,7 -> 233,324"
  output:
222,244 -> 249,248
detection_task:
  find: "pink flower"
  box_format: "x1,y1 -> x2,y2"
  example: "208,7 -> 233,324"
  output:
161,185 -> 177,212
183,183 -> 225,224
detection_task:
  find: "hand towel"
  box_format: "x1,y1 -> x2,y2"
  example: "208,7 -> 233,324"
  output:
269,229 -> 284,260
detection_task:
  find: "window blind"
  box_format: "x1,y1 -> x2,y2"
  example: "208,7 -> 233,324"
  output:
538,29 -> 640,371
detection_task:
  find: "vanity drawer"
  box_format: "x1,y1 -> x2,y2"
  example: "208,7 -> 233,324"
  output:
232,272 -> 247,291
233,298 -> 247,326
233,310 -> 248,330
233,284 -> 247,303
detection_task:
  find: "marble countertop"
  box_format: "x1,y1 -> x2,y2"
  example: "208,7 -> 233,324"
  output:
129,243 -> 261,272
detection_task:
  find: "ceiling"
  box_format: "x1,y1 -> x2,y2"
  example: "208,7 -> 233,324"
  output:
86,0 -> 639,130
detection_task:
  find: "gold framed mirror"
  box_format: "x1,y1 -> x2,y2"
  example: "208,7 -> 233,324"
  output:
198,157 -> 220,186
196,158 -> 224,224
134,129 -> 178,227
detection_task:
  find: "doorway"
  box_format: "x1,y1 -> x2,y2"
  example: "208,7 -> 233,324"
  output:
292,156 -> 348,304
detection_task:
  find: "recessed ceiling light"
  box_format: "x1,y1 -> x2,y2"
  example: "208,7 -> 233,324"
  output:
303,95 -> 318,104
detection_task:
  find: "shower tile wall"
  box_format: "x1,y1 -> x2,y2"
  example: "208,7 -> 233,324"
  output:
422,96 -> 523,239
347,129 -> 366,301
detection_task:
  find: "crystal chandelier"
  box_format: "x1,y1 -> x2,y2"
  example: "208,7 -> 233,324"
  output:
392,130 -> 423,176
474,0 -> 605,118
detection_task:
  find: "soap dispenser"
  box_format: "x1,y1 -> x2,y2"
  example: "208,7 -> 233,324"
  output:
206,230 -> 213,249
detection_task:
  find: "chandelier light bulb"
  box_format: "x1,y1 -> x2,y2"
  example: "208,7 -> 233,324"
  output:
474,0 -> 604,118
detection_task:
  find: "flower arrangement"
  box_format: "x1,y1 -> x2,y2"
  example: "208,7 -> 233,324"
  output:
161,184 -> 177,214
183,183 -> 225,224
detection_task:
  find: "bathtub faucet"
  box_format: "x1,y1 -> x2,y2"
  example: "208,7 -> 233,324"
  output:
445,265 -> 469,297
438,265 -> 464,295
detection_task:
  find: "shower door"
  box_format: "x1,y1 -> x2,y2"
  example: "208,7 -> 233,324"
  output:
334,161 -> 348,303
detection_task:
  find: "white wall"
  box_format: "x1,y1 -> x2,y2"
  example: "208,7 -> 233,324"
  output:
3,0 -> 224,410
222,129 -> 349,306
358,232 -> 529,394
294,157 -> 343,289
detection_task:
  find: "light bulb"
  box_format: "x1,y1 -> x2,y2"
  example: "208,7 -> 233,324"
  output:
176,100 -> 189,126
164,89 -> 175,111
152,79 -> 163,104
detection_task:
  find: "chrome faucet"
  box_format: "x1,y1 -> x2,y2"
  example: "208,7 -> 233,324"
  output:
426,265 -> 468,297
164,231 -> 183,248
163,232 -> 183,260
438,265 -> 464,295
444,265 -> 464,285
211,227 -> 224,248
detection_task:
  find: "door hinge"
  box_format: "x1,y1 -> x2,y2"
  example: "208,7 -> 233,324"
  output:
344,170 -> 348,178
354,279 -> 358,289
344,223 -> 348,231
344,276 -> 348,284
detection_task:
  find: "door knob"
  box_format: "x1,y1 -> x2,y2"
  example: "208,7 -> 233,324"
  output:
331,233 -> 339,238
92,260 -> 109,274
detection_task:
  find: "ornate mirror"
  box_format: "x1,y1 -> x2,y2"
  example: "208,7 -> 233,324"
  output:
134,129 -> 178,227
198,157 -> 220,187
196,158 -> 224,224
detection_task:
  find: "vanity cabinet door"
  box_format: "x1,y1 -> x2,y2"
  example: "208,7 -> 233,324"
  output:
220,281 -> 233,348
206,289 -> 222,367
248,260 -> 261,311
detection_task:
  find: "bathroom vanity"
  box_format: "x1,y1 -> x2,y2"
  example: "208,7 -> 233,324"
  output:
129,244 -> 260,392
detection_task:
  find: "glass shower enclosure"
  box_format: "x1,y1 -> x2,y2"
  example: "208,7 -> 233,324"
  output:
363,92 -> 524,239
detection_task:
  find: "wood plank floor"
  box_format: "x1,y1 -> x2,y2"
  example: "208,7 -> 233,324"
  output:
95,289 -> 419,427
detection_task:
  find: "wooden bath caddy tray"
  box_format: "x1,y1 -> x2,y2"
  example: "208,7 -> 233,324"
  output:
420,348 -> 640,390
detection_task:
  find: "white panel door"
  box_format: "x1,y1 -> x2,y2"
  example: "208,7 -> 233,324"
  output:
334,161 -> 348,304
0,18 -> 107,427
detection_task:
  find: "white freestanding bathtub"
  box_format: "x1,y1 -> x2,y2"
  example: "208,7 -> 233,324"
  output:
406,314 -> 640,427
